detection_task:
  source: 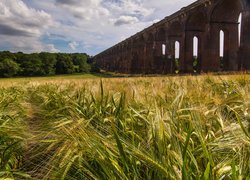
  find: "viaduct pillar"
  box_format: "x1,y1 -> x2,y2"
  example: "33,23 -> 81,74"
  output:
240,8 -> 250,70
145,41 -> 155,73
184,32 -> 196,73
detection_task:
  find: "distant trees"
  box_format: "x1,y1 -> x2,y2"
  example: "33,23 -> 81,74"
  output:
72,53 -> 91,73
0,51 -> 98,78
39,52 -> 57,75
56,54 -> 75,74
0,58 -> 20,77
20,54 -> 44,76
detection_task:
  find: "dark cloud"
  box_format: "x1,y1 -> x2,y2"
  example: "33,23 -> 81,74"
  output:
55,0 -> 79,5
49,33 -> 66,38
114,20 -> 129,26
23,22 -> 43,28
0,24 -> 34,37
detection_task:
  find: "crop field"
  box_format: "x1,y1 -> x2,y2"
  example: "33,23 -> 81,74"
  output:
0,74 -> 249,179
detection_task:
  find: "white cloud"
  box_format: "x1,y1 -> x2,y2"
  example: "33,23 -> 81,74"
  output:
0,35 -> 59,53
50,0 -> 196,55
55,0 -> 110,20
0,0 -> 53,37
0,0 -> 197,54
69,41 -> 79,51
112,16 -> 139,26
45,0 -> 155,54
0,0 -> 57,53
45,44 -> 60,52
105,0 -> 154,18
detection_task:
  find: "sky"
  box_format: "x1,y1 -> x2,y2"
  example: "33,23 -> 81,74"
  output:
0,0 -> 197,55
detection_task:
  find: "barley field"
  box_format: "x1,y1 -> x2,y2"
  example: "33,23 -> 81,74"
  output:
0,74 -> 249,179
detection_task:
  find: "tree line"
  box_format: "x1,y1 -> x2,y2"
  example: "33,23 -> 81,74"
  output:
0,51 -> 99,78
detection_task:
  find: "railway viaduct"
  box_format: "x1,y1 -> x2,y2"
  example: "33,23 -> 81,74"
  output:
94,0 -> 250,74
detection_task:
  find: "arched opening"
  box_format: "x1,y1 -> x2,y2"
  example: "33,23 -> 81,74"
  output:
175,41 -> 180,73
168,21 -> 183,73
238,13 -> 242,46
185,10 -> 207,73
211,0 -> 243,71
162,44 -> 166,55
220,30 -> 225,70
193,36 -> 199,72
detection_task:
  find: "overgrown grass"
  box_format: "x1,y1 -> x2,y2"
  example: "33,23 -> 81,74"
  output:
0,74 -> 249,179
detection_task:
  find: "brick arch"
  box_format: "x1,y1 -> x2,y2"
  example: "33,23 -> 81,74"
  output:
154,27 -> 166,56
156,27 -> 166,41
185,10 -> 209,72
186,10 -> 208,31
207,0 -> 244,71
167,20 -> 185,72
210,0 -> 243,23
135,34 -> 145,43
153,27 -> 169,73
168,21 -> 183,37
146,32 -> 154,42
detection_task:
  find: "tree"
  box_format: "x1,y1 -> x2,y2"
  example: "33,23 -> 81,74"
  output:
87,57 -> 100,73
0,58 -> 20,77
72,54 -> 91,73
39,52 -> 57,75
56,54 -> 75,74
0,51 -> 93,77
90,61 -> 100,73
20,54 -> 44,76
0,51 -> 16,61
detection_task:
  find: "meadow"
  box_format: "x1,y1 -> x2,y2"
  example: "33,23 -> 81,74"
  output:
0,74 -> 249,179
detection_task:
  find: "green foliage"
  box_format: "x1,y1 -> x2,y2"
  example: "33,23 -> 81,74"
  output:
175,58 -> 180,73
0,51 -> 16,61
39,52 -> 57,75
56,54 -> 75,74
72,53 -> 91,73
193,56 -> 199,73
90,61 -> 101,73
20,54 -> 44,76
0,51 -> 94,78
0,59 -> 20,77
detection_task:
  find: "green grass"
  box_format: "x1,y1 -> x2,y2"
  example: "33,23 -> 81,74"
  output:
0,73 -> 102,83
0,74 -> 249,179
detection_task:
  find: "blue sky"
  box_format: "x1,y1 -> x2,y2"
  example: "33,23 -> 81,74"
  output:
0,0 -> 196,55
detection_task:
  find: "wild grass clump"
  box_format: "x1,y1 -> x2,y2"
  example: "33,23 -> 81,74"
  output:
0,74 -> 249,179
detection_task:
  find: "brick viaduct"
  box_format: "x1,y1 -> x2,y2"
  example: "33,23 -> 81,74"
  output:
94,0 -> 250,74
